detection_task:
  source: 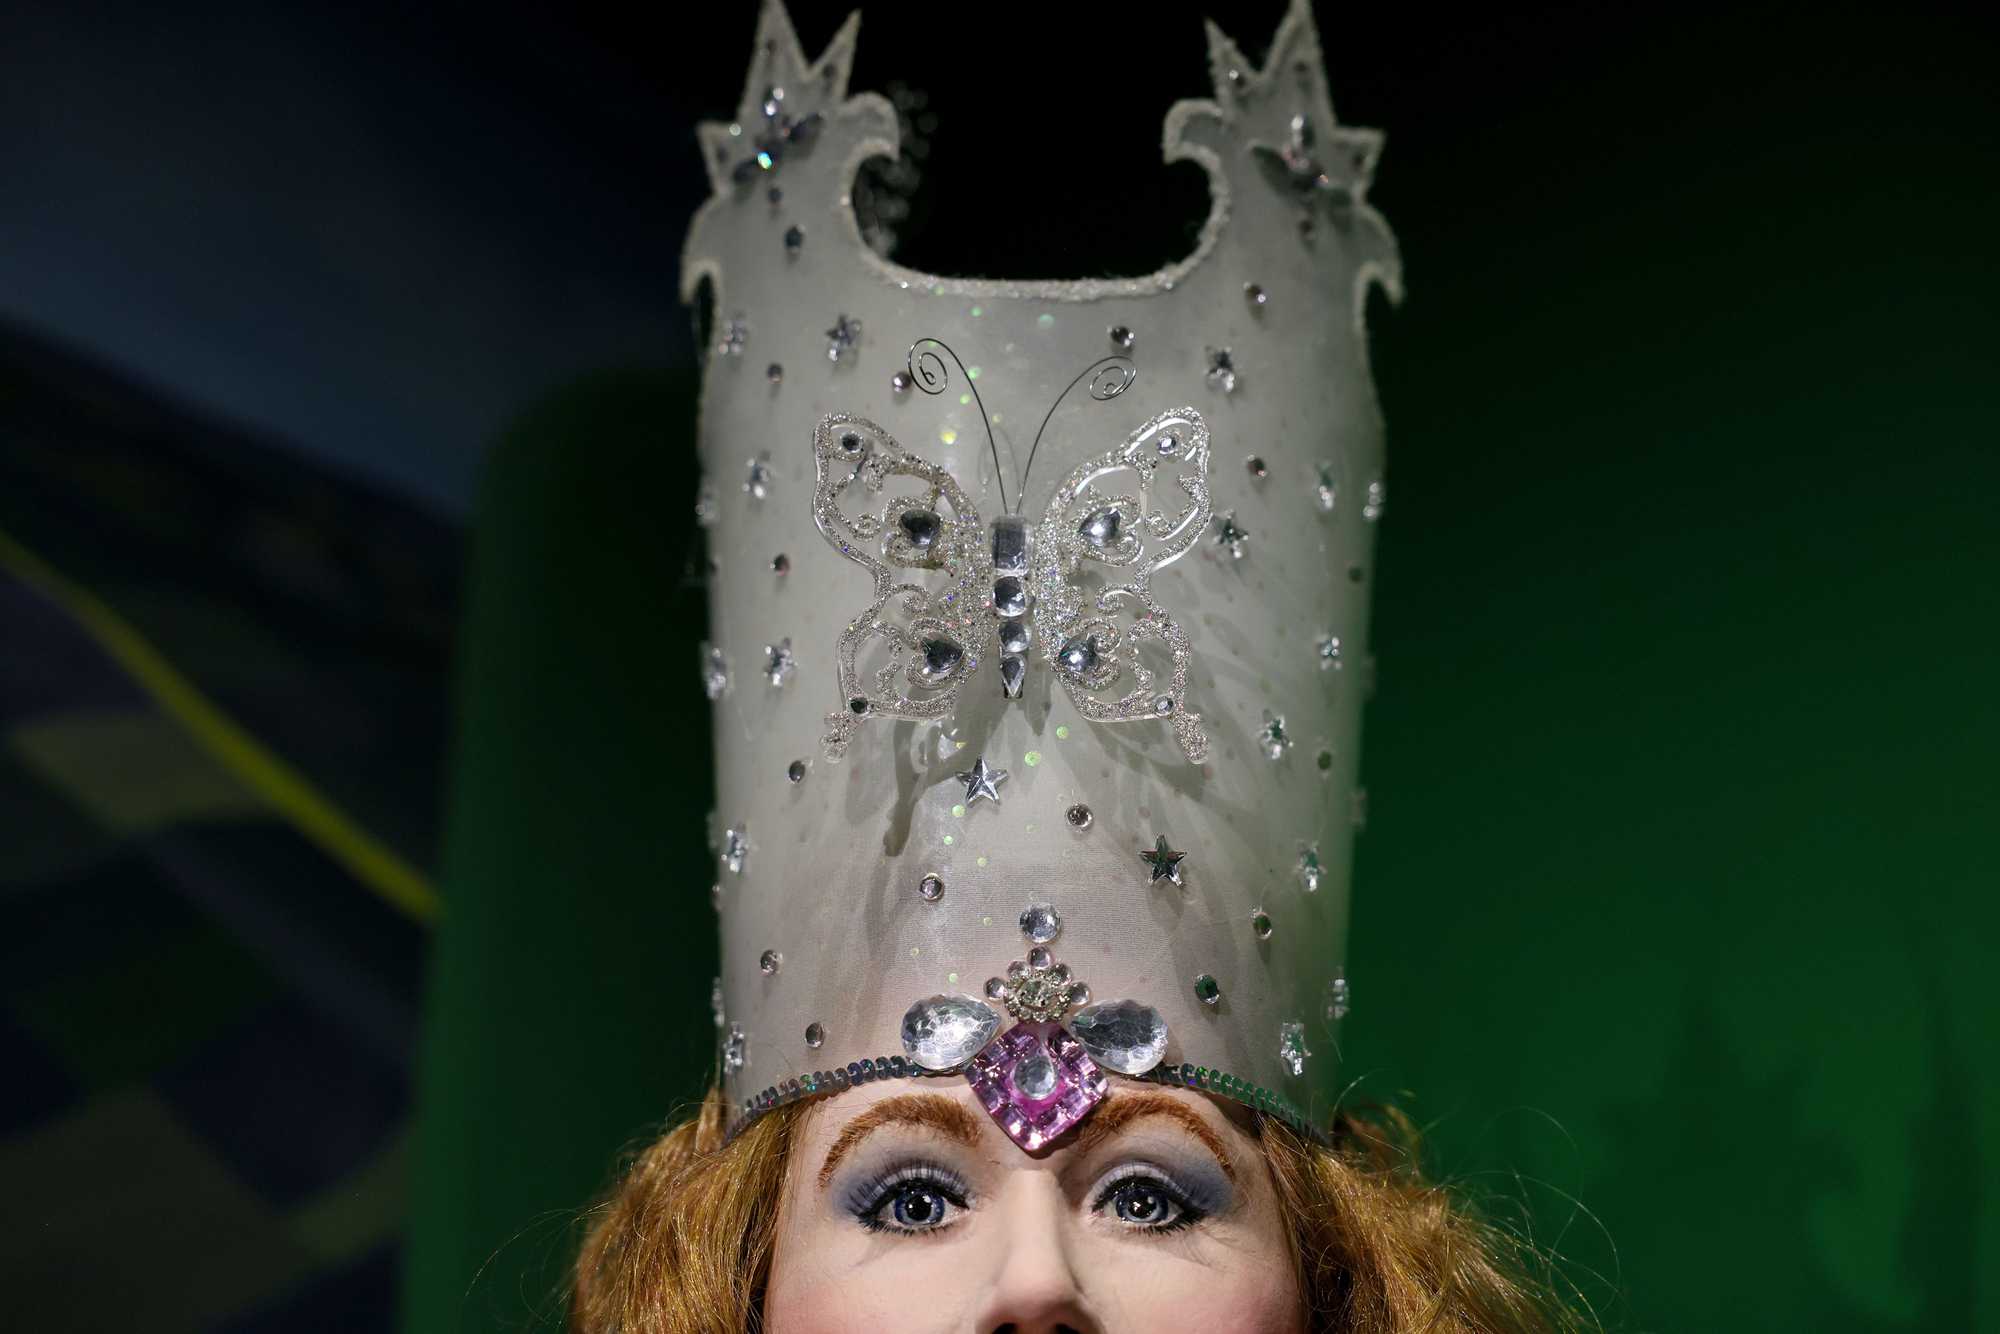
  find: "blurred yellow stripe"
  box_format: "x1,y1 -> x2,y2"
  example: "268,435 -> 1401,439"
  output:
0,523 -> 442,924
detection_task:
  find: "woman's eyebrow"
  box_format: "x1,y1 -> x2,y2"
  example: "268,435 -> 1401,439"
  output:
817,1093 -> 987,1187
1070,1092 -> 1238,1182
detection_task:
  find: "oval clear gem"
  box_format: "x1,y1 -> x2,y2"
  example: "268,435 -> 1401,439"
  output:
1071,999 -> 1169,1075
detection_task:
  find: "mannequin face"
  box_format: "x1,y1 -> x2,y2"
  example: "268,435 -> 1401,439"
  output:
765,1077 -> 1304,1334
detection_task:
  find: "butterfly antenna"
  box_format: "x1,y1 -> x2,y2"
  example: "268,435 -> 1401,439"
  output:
907,338 -> 1007,514
1017,356 -> 1138,514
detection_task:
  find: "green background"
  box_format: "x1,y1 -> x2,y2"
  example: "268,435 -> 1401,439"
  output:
404,6 -> 1998,1331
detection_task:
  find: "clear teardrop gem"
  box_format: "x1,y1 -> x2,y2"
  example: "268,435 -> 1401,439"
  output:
1071,999 -> 1170,1075
1009,1040 -> 1060,1101
918,636 -> 964,683
1077,507 -> 1123,549
900,995 -> 1002,1071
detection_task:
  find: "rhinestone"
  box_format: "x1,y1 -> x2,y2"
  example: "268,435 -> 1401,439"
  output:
1363,478 -> 1386,521
1246,455 -> 1268,479
787,759 -> 807,783
1152,695 -> 1174,715
766,362 -> 783,384
1066,803 -> 1093,830
990,515 -> 1030,572
1026,945 -> 1051,970
997,619 -> 1030,655
848,696 -> 871,716
992,576 -> 1029,617
1070,982 -> 1091,1007
1193,973 -> 1222,1006
783,224 -> 804,253
1156,432 -> 1179,456
898,509 -> 943,552
1007,959 -> 1029,983
771,553 -> 790,575
721,824 -> 748,874
838,431 -> 865,454
759,949 -> 782,975
918,873 -> 946,902
1077,506 -> 1123,549
722,1024 -> 746,1073
900,995 -> 1001,1070
1279,1021 -> 1311,1077
1108,324 -> 1135,349
918,635 -> 965,683
1251,908 -> 1274,939
1057,634 -> 1101,677
805,1022 -> 824,1048
1019,902 -> 1061,943
1245,282 -> 1268,308
985,976 -> 1009,1000
1049,963 -> 1071,984
891,371 -> 913,393
1071,999 -> 1169,1075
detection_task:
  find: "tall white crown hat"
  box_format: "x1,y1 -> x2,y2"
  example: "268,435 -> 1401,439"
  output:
685,0 -> 1400,1151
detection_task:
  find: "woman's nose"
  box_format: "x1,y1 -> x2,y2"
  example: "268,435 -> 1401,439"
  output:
973,1177 -> 1099,1334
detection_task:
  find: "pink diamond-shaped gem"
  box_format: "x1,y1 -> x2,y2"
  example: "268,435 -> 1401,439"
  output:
964,1020 -> 1107,1153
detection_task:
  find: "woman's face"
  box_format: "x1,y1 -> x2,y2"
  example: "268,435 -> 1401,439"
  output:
765,1076 -> 1304,1333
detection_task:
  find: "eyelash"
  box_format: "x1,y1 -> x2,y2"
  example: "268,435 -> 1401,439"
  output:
849,1164 -> 1208,1236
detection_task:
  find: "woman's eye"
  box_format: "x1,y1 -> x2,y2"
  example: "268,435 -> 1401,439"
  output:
1100,1175 -> 1201,1231
859,1179 -> 963,1233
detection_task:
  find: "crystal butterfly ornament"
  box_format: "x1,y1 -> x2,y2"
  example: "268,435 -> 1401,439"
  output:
813,340 -> 1211,763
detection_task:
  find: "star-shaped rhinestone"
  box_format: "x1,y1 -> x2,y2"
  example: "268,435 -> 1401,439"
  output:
1140,834 -> 1187,886
956,757 -> 1008,806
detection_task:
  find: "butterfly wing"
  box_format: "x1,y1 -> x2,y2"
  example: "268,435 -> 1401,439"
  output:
1030,407 -> 1210,763
810,413 -> 990,759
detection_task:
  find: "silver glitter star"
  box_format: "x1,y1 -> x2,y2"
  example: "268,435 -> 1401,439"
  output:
720,823 -> 748,874
1260,709 -> 1292,759
956,756 -> 1008,806
764,637 -> 795,687
1204,346 -> 1238,394
825,312 -> 863,362
1314,460 -> 1338,513
717,314 -> 748,357
1316,634 -> 1342,670
745,452 -> 774,501
1213,511 -> 1250,559
1296,842 -> 1324,892
699,641 -> 731,699
1140,834 -> 1187,886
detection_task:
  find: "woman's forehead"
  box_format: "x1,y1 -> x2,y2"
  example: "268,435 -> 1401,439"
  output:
798,1077 -> 1256,1172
